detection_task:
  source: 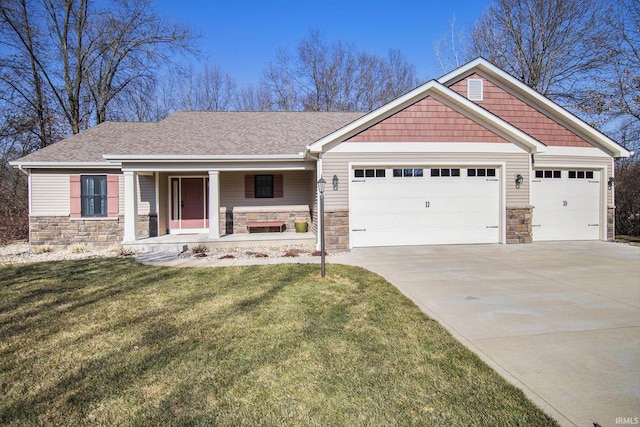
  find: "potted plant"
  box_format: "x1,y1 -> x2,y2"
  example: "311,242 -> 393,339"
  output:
294,217 -> 308,233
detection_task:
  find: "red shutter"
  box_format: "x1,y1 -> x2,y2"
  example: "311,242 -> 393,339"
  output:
70,175 -> 81,218
245,175 -> 254,198
107,175 -> 119,217
274,174 -> 283,198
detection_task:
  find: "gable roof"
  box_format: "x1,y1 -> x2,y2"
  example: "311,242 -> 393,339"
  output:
13,111 -> 363,167
437,58 -> 630,158
307,79 -> 546,154
309,58 -> 630,158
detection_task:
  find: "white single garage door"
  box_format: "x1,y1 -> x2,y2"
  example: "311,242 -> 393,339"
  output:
350,167 -> 501,247
531,169 -> 601,241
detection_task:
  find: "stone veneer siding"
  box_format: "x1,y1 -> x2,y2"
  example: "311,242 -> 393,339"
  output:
138,214 -> 158,239
608,205 -> 615,241
30,214 -> 156,247
506,206 -> 533,243
222,209 -> 311,235
324,209 -> 349,251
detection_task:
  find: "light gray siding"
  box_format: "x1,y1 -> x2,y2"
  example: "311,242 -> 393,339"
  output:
219,170 -> 311,207
322,151 -> 530,210
137,174 -> 156,215
117,173 -> 157,216
31,172 -> 70,216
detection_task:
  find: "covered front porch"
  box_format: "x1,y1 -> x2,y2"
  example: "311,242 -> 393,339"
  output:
112,156 -> 320,251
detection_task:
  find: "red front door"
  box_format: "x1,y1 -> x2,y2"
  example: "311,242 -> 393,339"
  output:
181,178 -> 205,228
171,177 -> 209,231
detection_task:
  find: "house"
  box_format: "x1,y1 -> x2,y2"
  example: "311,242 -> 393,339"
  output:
11,58 -> 631,251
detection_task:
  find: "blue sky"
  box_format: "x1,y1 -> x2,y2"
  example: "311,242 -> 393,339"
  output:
153,0 -> 489,86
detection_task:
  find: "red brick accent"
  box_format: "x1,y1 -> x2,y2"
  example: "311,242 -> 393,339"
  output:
450,75 -> 592,147
348,96 -> 508,143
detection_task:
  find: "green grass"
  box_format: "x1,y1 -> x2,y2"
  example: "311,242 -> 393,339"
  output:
0,259 -> 558,426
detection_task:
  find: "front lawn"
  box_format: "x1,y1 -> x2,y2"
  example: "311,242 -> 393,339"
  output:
0,259 -> 558,426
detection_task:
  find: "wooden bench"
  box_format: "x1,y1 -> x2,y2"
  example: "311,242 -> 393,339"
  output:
246,220 -> 286,233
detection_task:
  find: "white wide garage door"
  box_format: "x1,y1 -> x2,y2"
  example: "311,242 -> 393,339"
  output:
531,169 -> 601,241
350,167 -> 500,247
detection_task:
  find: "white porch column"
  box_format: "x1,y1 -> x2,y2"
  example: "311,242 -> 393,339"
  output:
208,170 -> 221,239
123,170 -> 139,242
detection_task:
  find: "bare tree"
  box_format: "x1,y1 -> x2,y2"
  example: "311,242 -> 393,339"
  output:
261,47 -> 301,111
171,63 -> 237,111
259,29 -> 417,112
434,14 -> 473,73
88,0 -> 195,124
601,0 -> 639,150
471,0 -> 610,98
0,0 -> 196,136
235,83 -> 272,111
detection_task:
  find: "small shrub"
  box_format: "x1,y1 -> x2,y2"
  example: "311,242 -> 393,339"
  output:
310,250 -> 328,257
246,251 -> 268,258
68,243 -> 88,254
218,254 -> 235,260
31,245 -> 54,254
191,244 -> 208,255
118,246 -> 137,257
283,249 -> 301,257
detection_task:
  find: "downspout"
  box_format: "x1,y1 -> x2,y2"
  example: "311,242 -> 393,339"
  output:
304,149 -> 322,250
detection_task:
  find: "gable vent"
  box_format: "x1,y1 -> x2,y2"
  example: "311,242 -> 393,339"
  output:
467,78 -> 483,101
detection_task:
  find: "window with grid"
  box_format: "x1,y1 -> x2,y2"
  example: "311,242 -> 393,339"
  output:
81,175 -> 107,217
254,175 -> 274,198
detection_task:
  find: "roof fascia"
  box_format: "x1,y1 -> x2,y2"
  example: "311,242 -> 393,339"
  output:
307,79 -> 546,154
103,154 -> 306,163
10,161 -> 121,169
438,58 -> 631,158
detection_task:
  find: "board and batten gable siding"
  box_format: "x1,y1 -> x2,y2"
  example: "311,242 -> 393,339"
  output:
449,74 -> 592,148
219,171 -> 311,208
30,172 -> 70,216
321,151 -> 530,211
347,96 -> 509,143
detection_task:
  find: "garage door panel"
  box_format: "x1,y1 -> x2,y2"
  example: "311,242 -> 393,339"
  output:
352,222 -> 499,245
350,167 -> 500,247
531,170 -> 600,241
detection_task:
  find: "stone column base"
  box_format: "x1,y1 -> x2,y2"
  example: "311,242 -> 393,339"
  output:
324,209 -> 349,251
608,205 -> 616,241
506,206 -> 533,244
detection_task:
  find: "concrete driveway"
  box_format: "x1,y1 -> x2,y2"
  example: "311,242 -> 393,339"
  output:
331,241 -> 640,427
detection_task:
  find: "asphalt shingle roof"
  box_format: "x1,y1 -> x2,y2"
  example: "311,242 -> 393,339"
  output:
16,111 -> 364,164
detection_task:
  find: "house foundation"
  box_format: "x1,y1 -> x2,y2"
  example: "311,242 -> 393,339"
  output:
29,214 -> 157,247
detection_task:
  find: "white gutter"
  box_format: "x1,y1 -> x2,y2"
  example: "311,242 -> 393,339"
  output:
102,154 -> 306,162
10,161 -> 122,169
